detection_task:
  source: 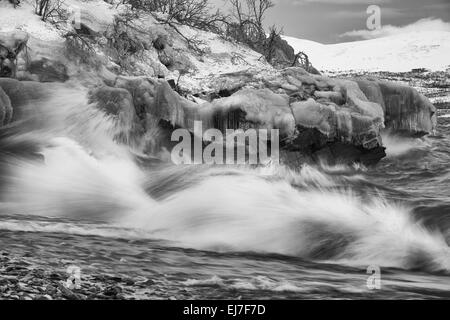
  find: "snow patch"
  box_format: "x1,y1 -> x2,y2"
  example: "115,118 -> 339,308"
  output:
0,1 -> 62,41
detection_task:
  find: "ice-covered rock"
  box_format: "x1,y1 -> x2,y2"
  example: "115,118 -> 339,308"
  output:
114,76 -> 189,128
198,88 -> 295,138
93,63 -> 437,165
356,78 -> 437,136
164,68 -> 387,164
88,85 -> 142,144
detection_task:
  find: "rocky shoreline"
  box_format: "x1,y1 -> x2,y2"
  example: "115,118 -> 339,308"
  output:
0,250 -> 170,300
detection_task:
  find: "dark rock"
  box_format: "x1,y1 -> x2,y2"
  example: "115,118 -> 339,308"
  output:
75,23 -> 97,37
45,285 -> 58,295
158,50 -> 173,68
152,35 -> 167,51
5,265 -> 27,272
269,34 -> 296,68
0,30 -> 29,78
57,283 -> 85,300
135,278 -> 154,287
268,35 -> 320,74
0,276 -> 18,284
47,272 -> 65,280
217,89 -> 233,98
0,78 -> 50,122
28,58 -> 69,82
167,79 -> 176,91
34,294 -> 53,300
103,285 -> 122,297
122,278 -> 135,286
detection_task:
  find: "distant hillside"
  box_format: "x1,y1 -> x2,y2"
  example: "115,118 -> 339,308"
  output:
283,31 -> 450,73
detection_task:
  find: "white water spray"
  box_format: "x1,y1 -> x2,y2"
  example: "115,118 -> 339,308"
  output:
0,88 -> 449,273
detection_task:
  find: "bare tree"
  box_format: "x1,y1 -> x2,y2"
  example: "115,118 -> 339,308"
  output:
34,0 -> 68,24
245,0 -> 274,27
264,24 -> 282,63
122,0 -> 227,34
228,0 -> 273,29
226,0 -> 275,58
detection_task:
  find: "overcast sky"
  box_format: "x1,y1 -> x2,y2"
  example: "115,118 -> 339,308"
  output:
214,0 -> 450,43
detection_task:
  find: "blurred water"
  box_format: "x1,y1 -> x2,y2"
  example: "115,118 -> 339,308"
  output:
0,93 -> 449,299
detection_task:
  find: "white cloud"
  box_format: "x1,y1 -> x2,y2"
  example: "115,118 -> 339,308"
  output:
340,18 -> 450,39
330,7 -> 404,19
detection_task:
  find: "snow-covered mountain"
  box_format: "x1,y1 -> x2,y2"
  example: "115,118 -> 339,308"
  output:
283,31 -> 450,73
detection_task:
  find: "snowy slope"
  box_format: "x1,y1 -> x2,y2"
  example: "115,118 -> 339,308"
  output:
284,31 -> 450,73
0,0 -> 274,92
